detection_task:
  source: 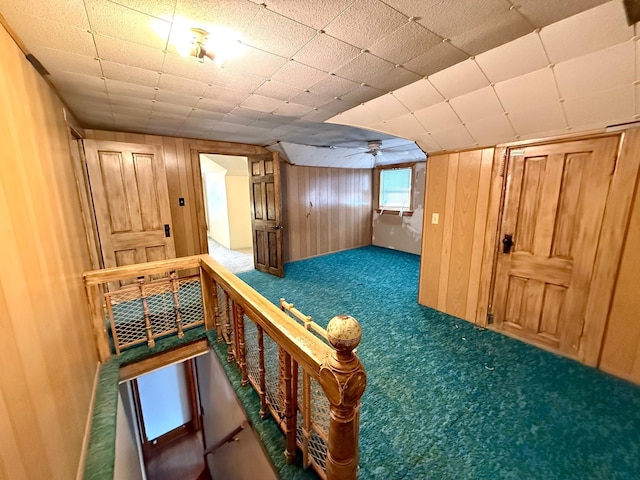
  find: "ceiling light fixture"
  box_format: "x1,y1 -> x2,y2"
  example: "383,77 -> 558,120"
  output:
175,26 -> 245,67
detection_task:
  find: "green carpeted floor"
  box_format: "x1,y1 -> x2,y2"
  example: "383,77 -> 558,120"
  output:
237,246 -> 640,480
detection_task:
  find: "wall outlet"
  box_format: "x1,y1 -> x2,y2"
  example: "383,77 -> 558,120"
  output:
431,213 -> 439,224
179,197 -> 185,206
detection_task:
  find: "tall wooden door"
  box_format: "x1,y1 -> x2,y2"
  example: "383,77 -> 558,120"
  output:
248,152 -> 283,277
84,140 -> 176,274
492,137 -> 619,358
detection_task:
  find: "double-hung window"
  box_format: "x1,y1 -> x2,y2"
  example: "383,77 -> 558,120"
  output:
379,166 -> 413,211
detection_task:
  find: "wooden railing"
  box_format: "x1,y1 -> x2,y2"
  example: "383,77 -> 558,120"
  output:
83,255 -> 366,480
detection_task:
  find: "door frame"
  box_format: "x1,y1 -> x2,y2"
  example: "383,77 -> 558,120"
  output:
189,144 -> 273,256
478,130 -> 640,366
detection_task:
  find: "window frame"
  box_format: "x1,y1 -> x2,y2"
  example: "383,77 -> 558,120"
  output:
375,163 -> 416,217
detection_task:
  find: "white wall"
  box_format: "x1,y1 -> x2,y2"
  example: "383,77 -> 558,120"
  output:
114,392 -> 144,480
205,171 -> 231,248
225,175 -> 253,250
372,162 -> 426,255
137,364 -> 191,440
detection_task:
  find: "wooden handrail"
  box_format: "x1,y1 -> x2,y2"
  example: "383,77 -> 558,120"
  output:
83,254 -> 366,480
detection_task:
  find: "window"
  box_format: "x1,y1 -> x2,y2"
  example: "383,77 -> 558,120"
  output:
379,167 -> 412,210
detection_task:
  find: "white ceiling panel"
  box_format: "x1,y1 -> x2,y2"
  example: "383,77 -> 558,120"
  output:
449,86 -> 504,123
367,93 -> 410,119
160,53 -> 219,84
273,102 -> 314,117
0,0 -> 89,29
105,78 -> 157,99
392,79 -> 444,112
108,0 -> 177,20
222,47 -> 288,78
157,73 -> 208,96
429,124 -> 476,150
201,86 -> 250,105
465,113 -> 516,146
367,67 -> 421,93
323,0 -> 408,50
290,91 -> 333,108
475,32 -> 548,84
151,101 -> 193,117
369,20 -> 441,65
253,80 -> 302,101
514,0 -> 608,28
270,61 -> 328,89
28,46 -> 102,77
507,101 -> 566,135
402,41 -> 468,77
85,0 -> 170,50
563,85 -> 635,128
94,34 -> 165,72
154,89 -> 200,107
174,0 -> 259,34
242,8 -> 316,58
494,67 -> 558,113
429,59 -> 490,99
293,33 -> 360,73
413,102 -> 461,131
375,113 -> 427,139
241,94 -> 284,113
109,94 -> 154,109
540,0 -> 632,64
102,61 -> 161,87
339,85 -> 386,105
309,75 -> 359,98
553,42 -> 634,99
207,70 -> 266,93
195,97 -> 236,114
50,70 -> 107,92
264,0 -> 353,30
415,133 -> 442,153
334,53 -> 395,84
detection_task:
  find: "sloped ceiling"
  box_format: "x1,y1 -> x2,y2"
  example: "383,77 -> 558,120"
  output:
0,0 -> 615,166
331,1 -> 639,153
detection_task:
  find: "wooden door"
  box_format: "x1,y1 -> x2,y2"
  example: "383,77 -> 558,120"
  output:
492,137 -> 619,358
84,140 -> 176,276
248,152 -> 284,277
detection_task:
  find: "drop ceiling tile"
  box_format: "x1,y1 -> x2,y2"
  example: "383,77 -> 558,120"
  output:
108,0 -> 176,19
334,53 -> 395,84
151,101 -> 193,117
508,101 -> 566,135
413,102 -> 461,131
402,41 -> 468,77
84,0 -> 170,50
263,0 -> 353,30
339,85 -> 386,105
270,61 -> 328,89
220,114 -> 255,126
110,104 -> 152,118
50,71 -> 107,92
367,67 -> 421,93
429,125 -> 476,151
27,46 -> 102,76
327,104 -> 370,126
554,42 -> 634,100
475,32 -> 548,84
174,0 -> 259,34
318,98 -> 356,116
109,94 -> 154,108
450,9 -> 533,56
253,80 -> 302,101
181,118 -> 221,130
242,8 -> 316,58
309,75 -> 359,98
301,109 -> 336,122
494,67 -> 558,113
429,59 -> 489,99
101,61 -> 161,87
377,112 -> 427,139
514,0 -> 608,28
293,33 -> 360,72
154,89 -> 200,107
0,0 -> 89,29
94,34 -> 165,72
369,20 -> 441,65
323,0 -> 408,50
564,85 -> 634,128
392,79 -> 444,111
367,93 -> 410,119
195,97 -> 236,114
449,86 -> 504,123
105,78 -> 157,99
273,102 -> 314,117
201,86 -> 250,105
464,113 -> 516,146
158,73 -> 208,96
1,11 -> 96,56
240,94 -> 283,113
540,1 -> 632,64
207,70 -> 266,93
160,53 -> 219,83
188,108 -> 226,121
150,109 -> 186,121
223,47 -> 288,78
289,91 -> 333,108
229,107 -> 270,119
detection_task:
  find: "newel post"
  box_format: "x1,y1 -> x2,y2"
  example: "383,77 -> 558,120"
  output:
322,315 -> 366,480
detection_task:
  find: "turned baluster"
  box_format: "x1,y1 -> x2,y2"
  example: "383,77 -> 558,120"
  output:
321,315 -> 366,480
234,302 -> 249,386
138,277 -> 155,348
169,271 -> 184,338
224,292 -> 233,362
257,325 -> 268,418
199,268 -> 219,334
283,351 -> 297,464
104,293 -> 121,355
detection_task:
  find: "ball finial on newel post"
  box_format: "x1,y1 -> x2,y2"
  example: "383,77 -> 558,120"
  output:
323,315 -> 366,480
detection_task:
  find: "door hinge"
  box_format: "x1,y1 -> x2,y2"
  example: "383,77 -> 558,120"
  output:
486,313 -> 494,325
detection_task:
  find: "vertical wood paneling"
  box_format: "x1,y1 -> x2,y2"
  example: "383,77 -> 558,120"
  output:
419,148 -> 496,323
282,164 -> 372,262
0,25 -> 97,479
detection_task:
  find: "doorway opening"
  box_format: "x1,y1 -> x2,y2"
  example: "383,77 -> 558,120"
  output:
199,153 -> 254,274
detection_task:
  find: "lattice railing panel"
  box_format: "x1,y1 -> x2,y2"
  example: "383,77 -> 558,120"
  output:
244,316 -> 260,388
178,277 -> 204,328
144,282 -> 176,335
310,377 -> 330,434
109,287 -> 146,349
263,332 -> 286,424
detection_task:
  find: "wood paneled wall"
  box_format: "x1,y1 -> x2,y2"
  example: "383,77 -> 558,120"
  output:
0,24 -> 97,479
84,129 -> 267,259
282,164 -> 372,262
418,148 -> 495,322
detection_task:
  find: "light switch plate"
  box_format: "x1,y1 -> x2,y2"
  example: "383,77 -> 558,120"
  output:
431,213 -> 439,224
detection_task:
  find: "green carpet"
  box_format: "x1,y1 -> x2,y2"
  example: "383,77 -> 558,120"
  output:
237,246 -> 640,480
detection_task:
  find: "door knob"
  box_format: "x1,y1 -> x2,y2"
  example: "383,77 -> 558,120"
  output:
502,234 -> 513,254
